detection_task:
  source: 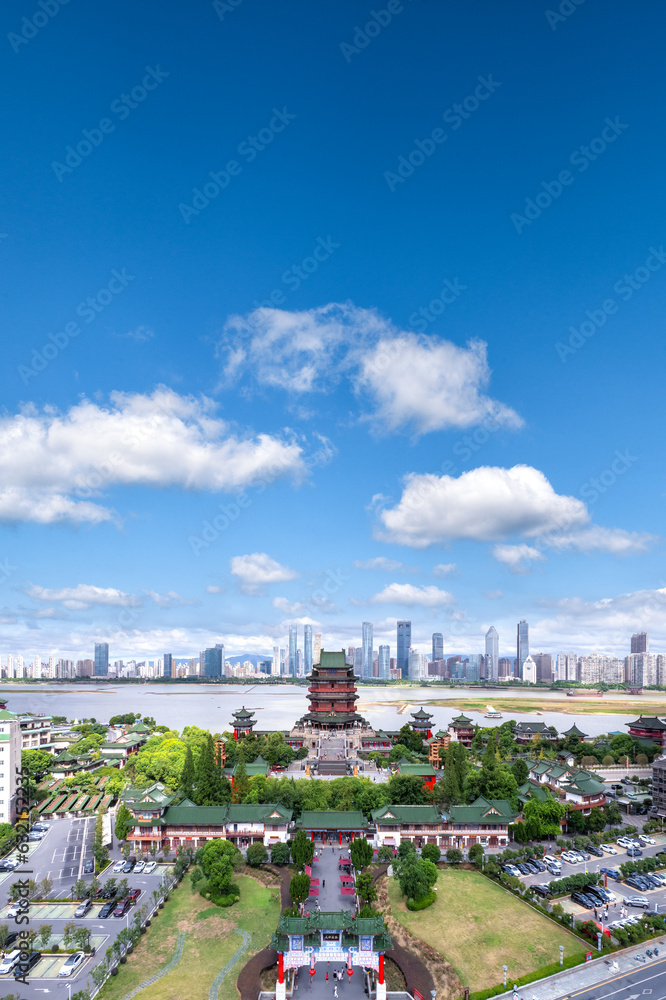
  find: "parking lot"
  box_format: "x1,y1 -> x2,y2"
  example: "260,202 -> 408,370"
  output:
512,834 -> 666,927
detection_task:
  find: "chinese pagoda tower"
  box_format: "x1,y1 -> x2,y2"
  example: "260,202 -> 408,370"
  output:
303,650 -> 365,732
230,706 -> 257,740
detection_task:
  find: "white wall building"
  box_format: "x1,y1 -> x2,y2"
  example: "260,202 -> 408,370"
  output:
0,710 -> 22,825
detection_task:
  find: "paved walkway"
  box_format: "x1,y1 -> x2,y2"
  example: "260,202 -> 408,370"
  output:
306,844 -> 355,914
491,935 -> 666,1000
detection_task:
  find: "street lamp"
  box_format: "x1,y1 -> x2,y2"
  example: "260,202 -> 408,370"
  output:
597,932 -> 603,953
559,946 -> 564,967
502,965 -> 508,988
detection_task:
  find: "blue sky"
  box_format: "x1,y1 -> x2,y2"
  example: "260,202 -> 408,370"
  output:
1,0 -> 665,662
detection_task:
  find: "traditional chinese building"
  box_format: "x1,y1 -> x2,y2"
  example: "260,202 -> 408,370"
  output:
626,716 -> 666,747
513,721 -> 554,745
271,912 -> 392,1000
296,810 -> 369,844
409,707 -> 433,740
392,756 -> 438,791
448,713 -> 474,747
299,651 -> 366,733
426,730 -> 451,766
561,722 -> 590,742
230,707 -> 257,740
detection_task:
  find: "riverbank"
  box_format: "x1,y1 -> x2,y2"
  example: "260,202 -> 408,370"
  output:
357,694 -> 666,717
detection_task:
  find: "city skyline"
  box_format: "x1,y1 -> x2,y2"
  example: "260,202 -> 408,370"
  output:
1,3 -> 664,664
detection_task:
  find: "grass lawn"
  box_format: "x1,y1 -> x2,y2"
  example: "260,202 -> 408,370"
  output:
99,874 -> 280,1000
388,869 -> 585,991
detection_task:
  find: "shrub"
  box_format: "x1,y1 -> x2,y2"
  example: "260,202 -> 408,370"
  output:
246,843 -> 268,868
211,893 -> 239,907
446,848 -> 463,865
270,842 -> 291,865
421,844 -> 441,864
406,891 -> 436,911
602,755 -> 615,766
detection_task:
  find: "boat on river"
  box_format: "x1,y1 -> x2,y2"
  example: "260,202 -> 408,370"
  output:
485,705 -> 502,718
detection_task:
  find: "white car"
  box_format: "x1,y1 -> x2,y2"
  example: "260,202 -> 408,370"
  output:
546,863 -> 562,876
0,950 -> 21,975
113,860 -> 126,873
143,861 -> 157,874
600,844 -> 617,854
59,951 -> 85,977
561,851 -> 580,864
6,902 -> 22,919
543,854 -> 560,865
639,835 -> 656,846
617,837 -> 633,849
133,861 -> 145,874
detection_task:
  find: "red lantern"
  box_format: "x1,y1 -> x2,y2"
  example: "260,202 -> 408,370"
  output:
347,968 -> 353,978
310,970 -> 316,978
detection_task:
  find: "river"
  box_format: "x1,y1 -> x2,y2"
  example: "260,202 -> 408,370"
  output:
2,683 -> 657,738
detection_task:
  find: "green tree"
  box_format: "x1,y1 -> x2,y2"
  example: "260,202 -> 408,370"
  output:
397,724 -> 426,755
208,857 -> 234,896
511,759 -> 529,785
523,792 -> 566,838
604,800 -> 622,827
377,846 -> 394,862
421,843 -> 440,864
246,842 -> 268,867
350,837 -> 373,872
291,829 -> 315,870
270,842 -> 291,865
114,803 -> 133,842
21,748 -> 54,777
194,734 -> 229,806
289,872 -> 311,905
386,774 -> 427,805
232,760 -> 251,804
201,838 -> 243,874
356,871 -> 377,904
397,858 -> 429,901
587,806 -> 607,832
179,746 -> 196,799
468,843 -> 484,866
446,848 -> 463,864
469,732 -> 518,801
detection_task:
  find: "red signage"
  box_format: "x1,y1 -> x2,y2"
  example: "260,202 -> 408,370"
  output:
585,953 -> 593,962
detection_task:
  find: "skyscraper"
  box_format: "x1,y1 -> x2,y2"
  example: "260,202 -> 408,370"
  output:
272,645 -> 280,676
362,622 -> 373,679
432,633 -> 444,662
163,653 -> 173,678
516,620 -> 529,677
353,647 -> 363,674
94,642 -> 109,677
631,632 -> 649,654
485,626 -> 499,682
202,645 -> 223,678
304,625 -> 313,674
409,648 -> 423,681
397,620 -> 411,678
288,625 -> 297,676
378,645 -> 390,680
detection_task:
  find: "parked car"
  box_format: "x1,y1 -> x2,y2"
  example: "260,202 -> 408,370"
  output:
14,951 -> 40,977
531,859 -> 546,872
577,850 -> 591,861
32,822 -> 48,832
113,860 -> 126,873
122,860 -> 135,873
546,862 -> 562,876
127,888 -> 141,902
0,950 -> 22,975
28,832 -> 44,841
600,844 -> 617,854
600,867 -> 622,880
133,861 -> 145,874
516,863 -> 532,875
83,859 -> 95,874
143,861 -> 157,874
562,851 -> 580,864
617,837 -> 634,848
114,897 -> 131,917
621,777 -> 633,785
627,793 -> 638,800
502,864 -> 521,877
543,854 -> 560,865
74,898 -> 92,918
99,899 -> 118,918
626,847 -> 643,857
639,835 -> 656,846
649,872 -> 666,886
587,846 -> 604,857
532,883 -> 551,897
571,891 -> 597,908
59,951 -> 86,976
624,895 -> 649,909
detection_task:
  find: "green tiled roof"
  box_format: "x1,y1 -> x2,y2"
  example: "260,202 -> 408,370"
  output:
276,911 -> 386,934
517,781 -> 550,802
397,762 -> 436,777
448,795 -> 518,824
562,723 -> 588,737
232,707 -> 255,720
122,782 -> 175,808
227,803 -> 292,823
515,722 -> 551,734
235,755 -> 270,777
162,800 -> 292,827
0,710 -> 17,721
628,716 -> 666,729
563,775 -> 606,796
371,804 -> 441,824
317,651 -> 348,669
450,714 -> 473,725
297,810 -> 367,830
411,707 -> 432,719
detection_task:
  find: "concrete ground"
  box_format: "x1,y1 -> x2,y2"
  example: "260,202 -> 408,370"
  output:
306,843 -> 356,914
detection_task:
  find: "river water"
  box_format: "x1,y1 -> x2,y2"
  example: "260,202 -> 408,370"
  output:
2,683 -> 657,738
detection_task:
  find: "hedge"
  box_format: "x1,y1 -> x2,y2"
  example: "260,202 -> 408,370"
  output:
467,952 -> 595,1000
406,891 -> 436,911
548,873 -> 599,897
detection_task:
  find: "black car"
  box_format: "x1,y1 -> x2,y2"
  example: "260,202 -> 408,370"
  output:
99,899 -> 118,918
531,859 -> 546,872
97,885 -> 116,899
523,861 -> 539,874
532,883 -> 551,897
14,951 -> 40,977
585,890 -> 608,906
83,859 -> 95,874
587,846 -> 604,857
571,891 -> 596,908
122,860 -> 135,873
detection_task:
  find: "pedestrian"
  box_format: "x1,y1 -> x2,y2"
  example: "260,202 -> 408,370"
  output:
323,879 -> 326,888
334,987 -> 338,998
326,972 -> 329,981
594,908 -> 598,920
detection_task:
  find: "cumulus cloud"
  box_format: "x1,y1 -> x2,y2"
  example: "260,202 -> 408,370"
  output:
535,587 -> 666,652
219,303 -> 520,437
230,553 -> 299,594
272,596 -> 307,615
376,464 -> 653,562
0,388 -> 306,525
24,583 -> 138,610
368,583 -> 455,608
433,563 -> 457,577
353,557 -> 416,572
206,585 -> 224,594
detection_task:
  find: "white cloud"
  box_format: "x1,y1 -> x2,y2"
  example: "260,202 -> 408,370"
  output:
0,388 -> 306,525
376,464 -> 653,562
25,583 -> 138,610
492,544 -> 546,574
484,589 -> 504,600
230,553 -> 299,594
206,585 -> 224,594
143,590 -> 199,609
433,562 -> 457,577
115,326 -> 155,342
219,304 -> 520,437
272,596 -> 307,615
535,587 -> 666,652
353,557 -> 408,572
368,583 -> 455,608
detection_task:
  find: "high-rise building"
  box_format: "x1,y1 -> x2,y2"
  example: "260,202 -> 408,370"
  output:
272,645 -> 280,676
288,625 -> 297,677
313,633 -> 322,665
94,642 -> 109,677
631,632 -> 649,654
533,653 -> 552,683
362,622 -> 373,679
466,654 -> 483,682
163,653 -> 173,678
397,621 -> 411,678
0,709 -> 22,825
280,647 -> 286,675
202,646 -> 223,678
432,633 -> 444,662
522,655 -> 537,684
304,625 -> 313,674
408,648 -> 423,682
378,645 -> 390,680
485,626 -> 499,682
516,621 -> 529,677
353,647 -> 363,674
346,646 -> 355,666
498,657 -> 512,680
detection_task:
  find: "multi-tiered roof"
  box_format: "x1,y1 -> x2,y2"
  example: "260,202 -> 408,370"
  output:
302,650 -> 364,730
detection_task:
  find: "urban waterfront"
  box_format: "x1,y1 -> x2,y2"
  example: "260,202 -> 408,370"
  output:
4,681 -> 664,737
